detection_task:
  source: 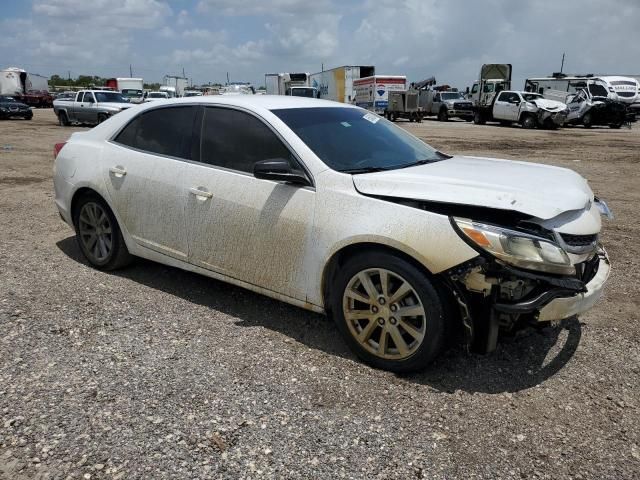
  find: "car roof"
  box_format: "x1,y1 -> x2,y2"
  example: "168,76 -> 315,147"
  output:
140,95 -> 358,111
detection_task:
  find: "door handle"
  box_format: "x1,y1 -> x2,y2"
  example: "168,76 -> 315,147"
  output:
109,166 -> 127,177
189,187 -> 213,199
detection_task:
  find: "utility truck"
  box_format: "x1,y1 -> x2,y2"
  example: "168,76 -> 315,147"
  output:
310,65 -> 375,104
265,73 -> 317,97
421,88 -> 473,121
353,75 -> 406,113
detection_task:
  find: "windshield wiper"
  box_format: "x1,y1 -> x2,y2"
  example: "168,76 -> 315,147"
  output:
341,166 -> 393,174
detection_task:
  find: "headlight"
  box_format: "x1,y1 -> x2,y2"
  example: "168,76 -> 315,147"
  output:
454,218 -> 574,275
0,107 -> 7,112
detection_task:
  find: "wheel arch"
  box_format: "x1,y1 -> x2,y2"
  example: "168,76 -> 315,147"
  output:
321,242 -> 439,315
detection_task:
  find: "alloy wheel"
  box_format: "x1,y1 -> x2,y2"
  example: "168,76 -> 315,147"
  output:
342,268 -> 426,360
78,202 -> 113,263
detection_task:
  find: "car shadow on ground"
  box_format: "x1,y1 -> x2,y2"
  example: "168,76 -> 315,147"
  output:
57,236 -> 582,394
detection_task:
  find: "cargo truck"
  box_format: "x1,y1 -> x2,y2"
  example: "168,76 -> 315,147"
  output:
310,65 -> 375,104
265,73 -> 317,97
163,75 -> 189,97
353,75 -> 406,113
105,77 -> 144,101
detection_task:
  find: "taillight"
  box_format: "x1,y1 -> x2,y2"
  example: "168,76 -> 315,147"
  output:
54,142 -> 66,159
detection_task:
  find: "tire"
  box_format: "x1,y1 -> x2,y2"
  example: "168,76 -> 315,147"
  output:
73,193 -> 133,271
392,112 -> 399,122
97,113 -> 108,124
473,111 -> 485,125
521,114 -> 536,129
330,251 -> 446,372
582,112 -> 592,128
25,113 -> 33,120
58,111 -> 70,126
438,108 -> 449,122
609,121 -> 623,129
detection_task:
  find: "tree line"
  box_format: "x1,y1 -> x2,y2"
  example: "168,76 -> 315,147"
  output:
48,74 -> 160,90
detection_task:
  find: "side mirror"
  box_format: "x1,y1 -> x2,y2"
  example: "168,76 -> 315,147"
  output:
253,158 -> 310,186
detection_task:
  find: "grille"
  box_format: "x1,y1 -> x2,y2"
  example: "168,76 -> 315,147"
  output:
454,102 -> 473,110
560,233 -> 597,247
576,253 -> 600,283
616,91 -> 636,98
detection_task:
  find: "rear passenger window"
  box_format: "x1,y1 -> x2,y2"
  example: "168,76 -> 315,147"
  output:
114,106 -> 197,160
200,107 -> 292,173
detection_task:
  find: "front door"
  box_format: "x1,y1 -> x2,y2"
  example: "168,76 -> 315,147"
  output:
78,91 -> 96,123
184,106 -> 316,302
102,105 -> 198,260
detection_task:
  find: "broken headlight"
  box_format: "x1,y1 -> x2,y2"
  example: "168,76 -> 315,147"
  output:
454,218 -> 574,275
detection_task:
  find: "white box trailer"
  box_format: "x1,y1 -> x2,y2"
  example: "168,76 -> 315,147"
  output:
310,65 -> 375,104
0,67 -> 49,95
353,75 -> 406,113
164,76 -> 189,97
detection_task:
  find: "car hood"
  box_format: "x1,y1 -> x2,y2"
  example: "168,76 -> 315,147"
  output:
0,101 -> 29,109
531,98 -> 567,111
352,156 -> 593,220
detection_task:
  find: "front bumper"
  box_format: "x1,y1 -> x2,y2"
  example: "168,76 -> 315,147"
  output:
538,109 -> 568,126
537,249 -> 610,321
0,109 -> 32,118
449,109 -> 473,117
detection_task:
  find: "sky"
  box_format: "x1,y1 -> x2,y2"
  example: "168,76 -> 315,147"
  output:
1,0 -> 639,89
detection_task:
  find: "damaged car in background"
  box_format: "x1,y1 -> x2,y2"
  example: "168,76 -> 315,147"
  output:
53,96 -> 612,372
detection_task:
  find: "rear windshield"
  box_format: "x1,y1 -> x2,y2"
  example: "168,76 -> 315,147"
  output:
95,92 -> 128,103
272,107 -> 446,173
588,84 -> 609,97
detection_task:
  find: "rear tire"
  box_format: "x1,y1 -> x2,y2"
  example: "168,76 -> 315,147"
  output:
330,251 -> 446,372
473,111 -> 485,125
97,113 -> 108,124
73,193 -> 133,271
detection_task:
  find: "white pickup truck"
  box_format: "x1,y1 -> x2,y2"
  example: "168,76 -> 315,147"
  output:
53,90 -> 132,126
477,90 -> 568,129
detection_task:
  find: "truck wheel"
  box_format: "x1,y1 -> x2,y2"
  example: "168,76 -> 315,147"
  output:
58,111 -> 70,127
521,114 -> 536,129
582,112 -> 592,128
331,251 -> 447,372
438,109 -> 449,122
97,113 -> 108,124
392,112 -> 399,122
473,112 -> 485,125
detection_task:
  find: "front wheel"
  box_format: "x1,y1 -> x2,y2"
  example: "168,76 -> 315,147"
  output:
473,111 -> 485,125
58,111 -> 70,126
97,113 -> 108,124
582,112 -> 592,128
73,194 -> 133,270
521,114 -> 536,129
331,251 -> 446,372
438,109 -> 449,122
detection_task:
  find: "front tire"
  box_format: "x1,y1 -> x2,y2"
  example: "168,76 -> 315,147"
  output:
438,108 -> 449,122
73,193 -> 133,271
58,111 -> 70,126
521,114 -> 536,129
473,111 -> 485,125
331,251 -> 446,372
97,113 -> 108,124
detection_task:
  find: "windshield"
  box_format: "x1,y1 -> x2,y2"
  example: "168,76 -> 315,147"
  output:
588,84 -> 609,97
522,93 -> 543,101
289,88 -> 316,98
94,92 -> 127,103
122,89 -> 142,98
272,107 -> 447,173
440,92 -> 463,100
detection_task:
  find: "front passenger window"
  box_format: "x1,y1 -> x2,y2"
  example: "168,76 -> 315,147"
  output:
200,107 -> 293,174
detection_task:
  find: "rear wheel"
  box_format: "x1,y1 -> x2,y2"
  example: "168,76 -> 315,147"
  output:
73,193 -> 133,271
473,111 -> 485,125
97,113 -> 108,124
331,251 -> 446,372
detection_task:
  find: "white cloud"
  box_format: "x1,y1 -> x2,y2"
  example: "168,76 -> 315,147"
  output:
196,0 -> 334,15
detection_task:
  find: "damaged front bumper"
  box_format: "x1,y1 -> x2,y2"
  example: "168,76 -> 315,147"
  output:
538,109 -> 568,126
537,249 -> 610,321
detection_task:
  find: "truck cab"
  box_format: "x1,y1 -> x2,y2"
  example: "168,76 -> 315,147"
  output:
422,89 -> 473,121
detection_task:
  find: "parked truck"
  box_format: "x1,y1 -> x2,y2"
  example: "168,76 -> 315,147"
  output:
310,65 -> 375,104
0,67 -> 53,107
470,64 -> 568,128
105,77 -> 144,102
265,73 -> 317,97
53,90 -> 132,126
163,75 -> 188,97
420,88 -> 473,121
353,75 -> 406,113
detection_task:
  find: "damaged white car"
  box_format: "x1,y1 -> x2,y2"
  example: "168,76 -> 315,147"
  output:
491,91 -> 569,129
53,96 -> 611,372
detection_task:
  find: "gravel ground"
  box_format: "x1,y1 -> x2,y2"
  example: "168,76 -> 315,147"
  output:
0,110 -> 639,479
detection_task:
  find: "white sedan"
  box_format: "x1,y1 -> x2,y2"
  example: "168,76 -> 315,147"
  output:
53,96 -> 611,372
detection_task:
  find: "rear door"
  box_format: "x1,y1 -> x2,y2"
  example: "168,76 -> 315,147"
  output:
183,106 -> 316,301
103,105 -> 198,260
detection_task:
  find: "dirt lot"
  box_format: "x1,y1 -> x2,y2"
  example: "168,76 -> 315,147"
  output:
0,110 -> 639,479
